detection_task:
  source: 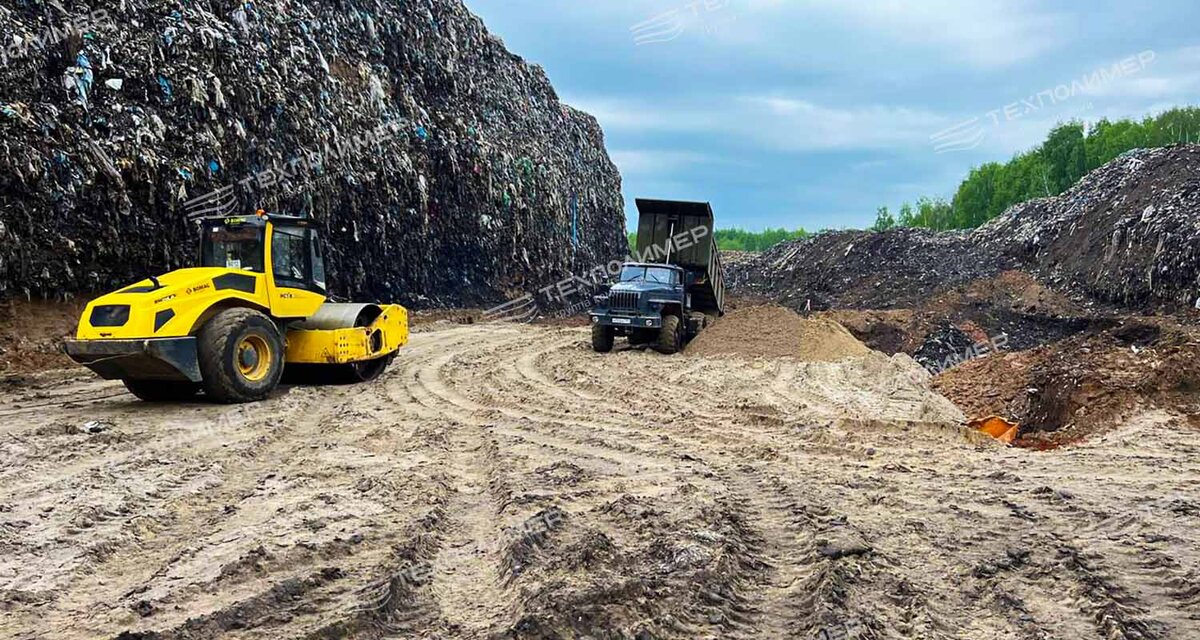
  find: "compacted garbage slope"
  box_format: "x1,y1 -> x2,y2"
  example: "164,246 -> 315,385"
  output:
732,145 -> 1200,315
0,0 -> 626,306
973,145 -> 1200,311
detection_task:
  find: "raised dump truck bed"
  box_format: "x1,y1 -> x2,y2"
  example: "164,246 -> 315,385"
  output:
634,198 -> 725,316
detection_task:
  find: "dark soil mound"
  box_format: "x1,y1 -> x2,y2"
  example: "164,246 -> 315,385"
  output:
730,227 -> 994,311
974,146 -> 1200,311
732,145 -> 1200,317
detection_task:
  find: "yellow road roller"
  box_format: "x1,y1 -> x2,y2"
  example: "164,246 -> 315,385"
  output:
63,211 -> 408,403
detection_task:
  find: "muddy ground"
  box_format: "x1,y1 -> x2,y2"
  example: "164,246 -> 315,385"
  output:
2,321 -> 1198,639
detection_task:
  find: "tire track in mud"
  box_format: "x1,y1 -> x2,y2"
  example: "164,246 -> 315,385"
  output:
497,334 -> 803,453
0,379 -> 128,421
398,332 -> 680,472
715,464 -> 891,640
5,323 -> 1200,639
14,374 -> 441,638
422,423 -> 514,637
88,388 -> 392,636
1017,481 -> 1197,638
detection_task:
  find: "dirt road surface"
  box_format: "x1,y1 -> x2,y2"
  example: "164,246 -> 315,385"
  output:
1,322 -> 1198,639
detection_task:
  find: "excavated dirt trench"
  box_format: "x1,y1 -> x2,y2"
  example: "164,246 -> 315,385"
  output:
1,322 -> 1199,639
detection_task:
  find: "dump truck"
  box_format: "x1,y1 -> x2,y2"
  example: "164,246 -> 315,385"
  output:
63,211 -> 408,403
589,199 -> 725,354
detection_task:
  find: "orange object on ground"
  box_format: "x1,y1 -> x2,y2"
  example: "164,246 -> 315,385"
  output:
969,416 -> 1019,444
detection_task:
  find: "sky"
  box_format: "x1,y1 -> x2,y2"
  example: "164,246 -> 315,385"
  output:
464,0 -> 1200,231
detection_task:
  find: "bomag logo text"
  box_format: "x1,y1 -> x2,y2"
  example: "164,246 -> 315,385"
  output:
187,283 -> 212,295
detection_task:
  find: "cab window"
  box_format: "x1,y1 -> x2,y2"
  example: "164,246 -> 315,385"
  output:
201,226 -> 263,272
310,232 -> 327,291
272,227 -> 308,286
619,265 -> 678,285
271,226 -> 326,293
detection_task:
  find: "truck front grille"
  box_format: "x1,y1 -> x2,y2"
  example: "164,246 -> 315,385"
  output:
610,291 -> 640,311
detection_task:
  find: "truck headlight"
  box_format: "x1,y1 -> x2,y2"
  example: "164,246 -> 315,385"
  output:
593,295 -> 608,305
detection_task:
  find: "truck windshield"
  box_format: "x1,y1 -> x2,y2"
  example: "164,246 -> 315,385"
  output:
201,226 -> 264,272
620,266 -> 677,285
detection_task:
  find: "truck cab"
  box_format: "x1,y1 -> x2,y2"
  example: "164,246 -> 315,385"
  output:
590,263 -> 694,353
589,199 -> 725,354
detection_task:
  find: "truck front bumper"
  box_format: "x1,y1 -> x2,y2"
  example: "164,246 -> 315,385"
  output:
63,337 -> 202,382
589,312 -> 662,332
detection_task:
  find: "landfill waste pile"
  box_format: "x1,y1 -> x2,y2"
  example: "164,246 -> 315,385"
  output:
732,145 -> 1200,316
911,323 -> 978,373
0,0 -> 626,307
729,226 -> 994,311
973,145 -> 1200,312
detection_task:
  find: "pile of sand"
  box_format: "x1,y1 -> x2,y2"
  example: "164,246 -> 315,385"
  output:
686,305 -> 872,361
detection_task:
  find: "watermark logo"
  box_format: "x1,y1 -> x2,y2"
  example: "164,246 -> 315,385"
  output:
925,333 -> 1009,375
182,121 -> 403,219
482,225 -> 710,323
1,4 -> 113,73
481,294 -> 540,324
930,50 -> 1156,154
183,184 -> 239,219
631,0 -> 735,46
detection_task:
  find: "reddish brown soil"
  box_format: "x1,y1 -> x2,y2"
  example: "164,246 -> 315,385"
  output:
0,298 -> 88,377
933,318 -> 1200,447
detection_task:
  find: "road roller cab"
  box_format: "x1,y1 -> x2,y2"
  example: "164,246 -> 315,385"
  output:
64,211 -> 409,403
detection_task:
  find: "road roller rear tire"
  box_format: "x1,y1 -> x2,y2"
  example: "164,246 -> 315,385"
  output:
348,353 -> 394,382
123,379 -> 201,402
198,308 -> 284,404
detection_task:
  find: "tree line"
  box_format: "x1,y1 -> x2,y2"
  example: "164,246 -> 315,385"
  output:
627,227 -> 809,254
873,107 -> 1200,231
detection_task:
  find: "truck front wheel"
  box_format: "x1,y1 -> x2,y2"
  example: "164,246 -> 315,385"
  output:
198,308 -> 285,403
657,315 -> 682,354
591,324 -> 614,353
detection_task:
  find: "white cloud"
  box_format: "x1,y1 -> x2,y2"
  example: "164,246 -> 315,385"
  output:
573,93 -> 946,152
1078,47 -> 1200,100
609,149 -> 715,177
737,96 -> 946,150
793,0 -> 1065,68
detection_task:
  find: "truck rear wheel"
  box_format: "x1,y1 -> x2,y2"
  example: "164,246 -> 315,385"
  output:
123,379 -> 200,402
591,324 -> 614,353
657,315 -> 682,354
198,308 -> 284,403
